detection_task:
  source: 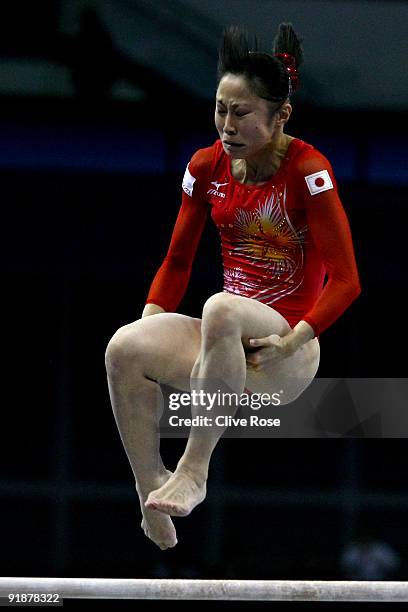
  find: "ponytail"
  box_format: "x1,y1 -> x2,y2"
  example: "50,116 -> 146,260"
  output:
217,22 -> 304,102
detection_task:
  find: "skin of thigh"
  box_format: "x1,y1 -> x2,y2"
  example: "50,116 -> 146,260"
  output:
245,338 -> 320,405
111,313 -> 202,391
203,292 -> 320,405
109,294 -> 319,402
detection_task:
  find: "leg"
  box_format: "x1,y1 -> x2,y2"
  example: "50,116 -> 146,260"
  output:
146,292 -> 320,517
105,312 -> 201,549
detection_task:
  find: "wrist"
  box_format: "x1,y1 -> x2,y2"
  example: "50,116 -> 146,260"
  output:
142,303 -> 166,317
285,320 -> 315,351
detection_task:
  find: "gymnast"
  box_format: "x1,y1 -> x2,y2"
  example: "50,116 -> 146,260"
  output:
105,23 -> 361,549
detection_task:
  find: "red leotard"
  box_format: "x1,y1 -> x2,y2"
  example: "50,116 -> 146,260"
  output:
146,138 -> 361,337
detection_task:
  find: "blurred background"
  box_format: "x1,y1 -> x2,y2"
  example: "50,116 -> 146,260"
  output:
1,0 -> 407,591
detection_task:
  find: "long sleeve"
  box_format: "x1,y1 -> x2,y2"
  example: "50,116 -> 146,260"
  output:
145,146 -> 214,312
296,150 -> 361,336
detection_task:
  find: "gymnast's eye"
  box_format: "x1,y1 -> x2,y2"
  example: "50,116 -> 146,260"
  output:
216,108 -> 249,117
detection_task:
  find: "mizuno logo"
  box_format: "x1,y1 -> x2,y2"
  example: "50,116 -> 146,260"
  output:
211,181 -> 228,190
207,188 -> 226,198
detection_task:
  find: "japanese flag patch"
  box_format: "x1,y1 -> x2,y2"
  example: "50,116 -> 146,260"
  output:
305,170 -> 333,196
182,163 -> 196,197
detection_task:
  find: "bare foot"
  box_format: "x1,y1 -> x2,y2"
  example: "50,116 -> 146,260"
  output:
136,470 -> 178,550
144,467 -> 207,517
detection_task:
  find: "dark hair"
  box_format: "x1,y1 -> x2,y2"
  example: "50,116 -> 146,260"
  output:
216,23 -> 304,106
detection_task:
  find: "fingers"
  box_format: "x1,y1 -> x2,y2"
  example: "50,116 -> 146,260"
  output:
246,334 -> 283,372
246,358 -> 261,372
249,334 -> 281,347
246,350 -> 266,369
245,351 -> 261,369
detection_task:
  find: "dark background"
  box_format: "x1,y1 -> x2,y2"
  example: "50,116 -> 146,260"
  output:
1,0 -> 407,598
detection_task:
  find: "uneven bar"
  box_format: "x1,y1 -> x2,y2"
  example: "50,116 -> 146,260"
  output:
1,578 -> 408,601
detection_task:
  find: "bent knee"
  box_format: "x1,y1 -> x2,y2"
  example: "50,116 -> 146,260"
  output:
105,323 -> 146,374
202,292 -> 239,337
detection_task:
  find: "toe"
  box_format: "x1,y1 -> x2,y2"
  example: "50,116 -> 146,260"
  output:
159,540 -> 177,550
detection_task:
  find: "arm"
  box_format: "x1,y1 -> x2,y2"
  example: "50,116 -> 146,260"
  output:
144,146 -> 214,313
249,151 -> 361,360
144,189 -> 209,312
286,319 -> 315,347
288,151 -> 361,348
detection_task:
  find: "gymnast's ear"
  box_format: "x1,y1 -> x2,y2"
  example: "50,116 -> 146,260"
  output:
275,101 -> 292,125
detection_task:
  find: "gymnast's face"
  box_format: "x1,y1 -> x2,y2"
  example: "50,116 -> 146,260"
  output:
215,73 -> 291,159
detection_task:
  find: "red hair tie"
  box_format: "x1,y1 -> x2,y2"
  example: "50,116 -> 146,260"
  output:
274,52 -> 299,93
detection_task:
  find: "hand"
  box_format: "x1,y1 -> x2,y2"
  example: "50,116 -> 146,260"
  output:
245,333 -> 297,371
